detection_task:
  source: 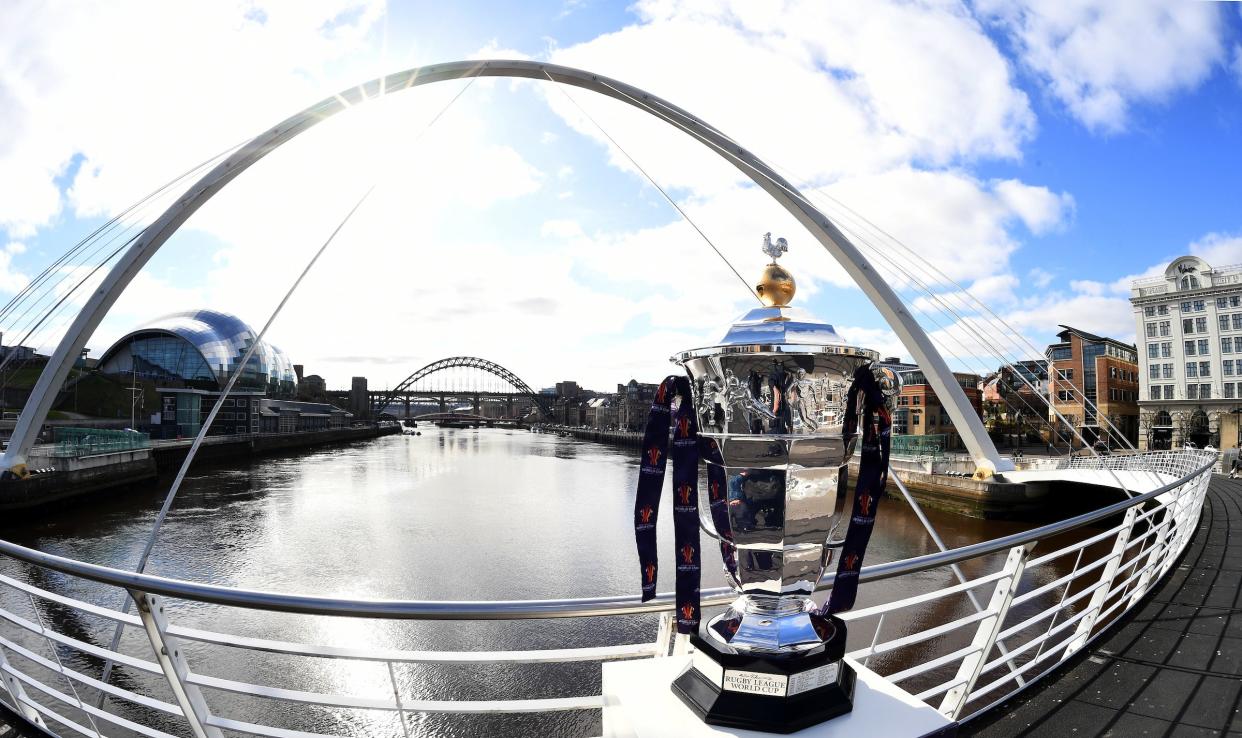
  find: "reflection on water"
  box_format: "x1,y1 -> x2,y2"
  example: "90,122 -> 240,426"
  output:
0,428 -> 1103,737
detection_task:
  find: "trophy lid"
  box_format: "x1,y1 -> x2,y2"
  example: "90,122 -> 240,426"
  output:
674,233 -> 879,363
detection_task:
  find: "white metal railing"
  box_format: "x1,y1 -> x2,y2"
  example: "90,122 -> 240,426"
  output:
0,450 -> 1218,736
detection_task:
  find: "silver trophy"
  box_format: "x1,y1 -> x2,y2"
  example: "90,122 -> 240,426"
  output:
670,234 -> 899,733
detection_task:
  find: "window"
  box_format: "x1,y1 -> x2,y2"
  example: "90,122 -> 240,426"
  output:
1145,306 -> 1156,317
1201,384 -> 1211,399
1199,361 -> 1210,377
1223,315 -> 1233,331
1183,318 -> 1195,333
1159,320 -> 1170,336
1225,337 -> 1235,354
1149,364 -> 1160,379
1199,339 -> 1210,355
1163,363 -> 1174,379
1226,383 -> 1237,399
911,411 -> 921,426
1188,384 -> 1199,399
1181,301 -> 1193,312
1196,317 -> 1208,333
1145,323 -> 1157,338
1185,340 -> 1197,356
913,396 -> 921,406
1219,297 -> 1229,309
222,399 -> 234,407
1235,314 -> 1242,330
1159,305 -> 1170,315
1187,362 -> 1198,378
1224,360 -> 1235,376
1232,296 -> 1241,308
1194,300 -> 1206,311
1150,386 -> 1161,400
1161,342 -> 1172,358
1148,344 -> 1160,359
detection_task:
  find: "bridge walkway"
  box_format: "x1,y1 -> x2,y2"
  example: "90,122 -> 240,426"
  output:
967,475 -> 1242,737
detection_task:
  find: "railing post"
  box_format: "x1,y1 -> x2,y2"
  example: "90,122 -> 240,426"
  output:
0,647 -> 49,731
1128,486 -> 1187,609
938,543 -> 1033,720
1062,506 -> 1138,659
129,590 -> 223,738
653,612 -> 674,657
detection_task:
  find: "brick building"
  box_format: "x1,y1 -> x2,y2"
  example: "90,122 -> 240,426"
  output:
1046,325 -> 1139,448
893,369 -> 983,450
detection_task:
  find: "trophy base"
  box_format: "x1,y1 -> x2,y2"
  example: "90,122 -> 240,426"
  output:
671,622 -> 855,734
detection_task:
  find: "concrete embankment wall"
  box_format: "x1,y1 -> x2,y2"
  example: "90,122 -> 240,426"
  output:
533,426 -> 644,449
539,426 -> 1049,519
1,425 -> 401,517
151,425 -> 399,471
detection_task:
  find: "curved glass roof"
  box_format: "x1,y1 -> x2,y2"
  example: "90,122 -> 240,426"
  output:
99,310 -> 298,396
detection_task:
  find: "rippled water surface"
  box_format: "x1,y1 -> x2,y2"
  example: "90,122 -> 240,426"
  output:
0,428 -> 1096,737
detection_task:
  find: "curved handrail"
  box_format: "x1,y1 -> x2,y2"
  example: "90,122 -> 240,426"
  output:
0,453 -> 1215,620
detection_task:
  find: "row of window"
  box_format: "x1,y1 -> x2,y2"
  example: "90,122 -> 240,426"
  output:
1146,336 -> 1242,359
1150,382 -> 1242,400
1221,314 -> 1242,332
1142,295 -> 1241,319
1144,320 -> 1171,338
1147,359 -> 1242,379
1107,389 -> 1137,402
1107,367 -> 1136,382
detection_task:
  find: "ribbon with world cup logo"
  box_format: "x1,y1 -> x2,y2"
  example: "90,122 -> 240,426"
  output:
824,363 -> 893,615
633,375 -> 707,634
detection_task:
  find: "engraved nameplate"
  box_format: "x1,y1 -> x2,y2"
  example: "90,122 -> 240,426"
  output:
722,669 -> 788,696
787,662 -> 839,696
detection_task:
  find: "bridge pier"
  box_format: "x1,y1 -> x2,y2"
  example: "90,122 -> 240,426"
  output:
473,394 -> 481,415
439,396 -> 446,413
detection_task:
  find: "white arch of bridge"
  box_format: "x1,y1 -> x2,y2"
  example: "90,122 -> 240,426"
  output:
0,59 -> 1007,473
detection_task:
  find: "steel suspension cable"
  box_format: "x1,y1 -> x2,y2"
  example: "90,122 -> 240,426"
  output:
542,71 -> 761,304
95,75 -> 482,697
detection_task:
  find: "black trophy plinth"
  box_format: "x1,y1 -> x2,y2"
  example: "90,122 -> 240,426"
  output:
672,616 -> 855,734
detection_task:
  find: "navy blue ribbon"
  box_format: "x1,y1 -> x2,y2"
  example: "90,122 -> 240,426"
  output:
825,364 -> 892,615
634,376 -> 702,633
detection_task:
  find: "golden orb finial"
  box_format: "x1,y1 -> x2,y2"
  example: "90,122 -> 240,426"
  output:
756,233 -> 796,307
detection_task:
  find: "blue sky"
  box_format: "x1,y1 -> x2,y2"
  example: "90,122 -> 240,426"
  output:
2,1 -> 1241,391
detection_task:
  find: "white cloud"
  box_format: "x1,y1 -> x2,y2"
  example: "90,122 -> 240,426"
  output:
1189,232 -> 1242,267
979,0 -> 1226,132
0,1 -> 388,237
1234,44 -> 1242,87
0,242 -> 29,295
1069,280 -> 1106,297
547,0 -> 1035,197
993,180 -> 1075,234
1028,267 -> 1054,288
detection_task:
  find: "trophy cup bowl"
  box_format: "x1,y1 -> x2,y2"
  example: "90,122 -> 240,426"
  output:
666,234 -> 885,733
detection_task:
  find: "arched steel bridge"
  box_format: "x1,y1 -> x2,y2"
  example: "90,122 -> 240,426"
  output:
369,356 -> 552,419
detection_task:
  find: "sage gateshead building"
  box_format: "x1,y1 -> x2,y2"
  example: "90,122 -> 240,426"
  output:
97,310 -> 349,438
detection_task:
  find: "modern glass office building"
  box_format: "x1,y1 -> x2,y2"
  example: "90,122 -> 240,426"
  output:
97,310 -> 299,437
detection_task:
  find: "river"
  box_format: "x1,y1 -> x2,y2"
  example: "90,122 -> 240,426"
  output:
0,428 -> 1104,737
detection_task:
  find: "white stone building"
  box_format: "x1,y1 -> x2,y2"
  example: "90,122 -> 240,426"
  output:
1131,256 -> 1242,450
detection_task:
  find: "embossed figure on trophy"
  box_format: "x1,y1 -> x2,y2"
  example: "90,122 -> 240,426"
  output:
789,368 -> 821,433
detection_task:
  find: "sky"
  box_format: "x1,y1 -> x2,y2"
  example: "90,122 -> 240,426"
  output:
2,0 -> 1242,393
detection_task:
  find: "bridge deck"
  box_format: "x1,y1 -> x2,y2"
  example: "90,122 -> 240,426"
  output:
967,475 -> 1242,737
